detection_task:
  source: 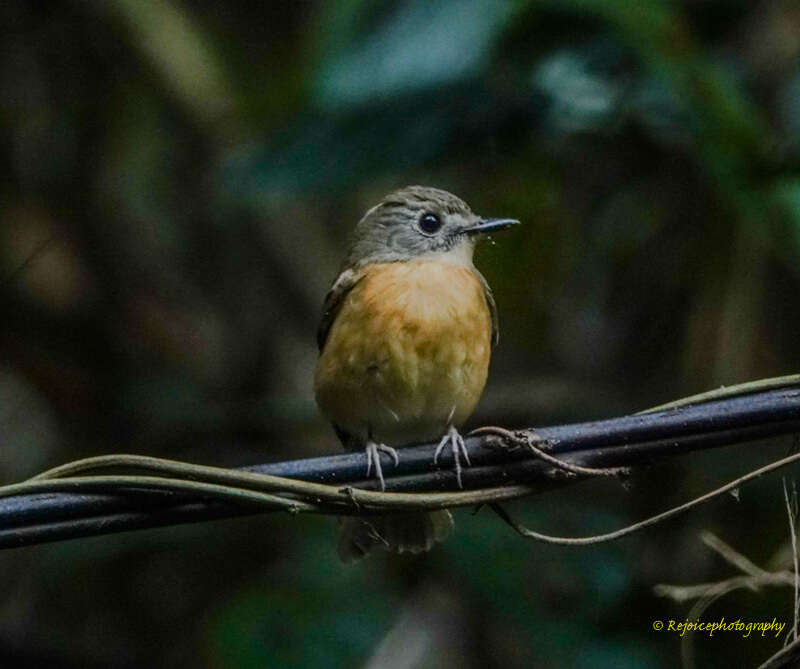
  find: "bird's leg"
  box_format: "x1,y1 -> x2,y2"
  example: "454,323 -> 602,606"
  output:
364,433 -> 399,491
434,425 -> 471,489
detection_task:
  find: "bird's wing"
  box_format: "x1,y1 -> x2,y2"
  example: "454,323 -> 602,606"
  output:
317,266 -> 367,450
316,266 -> 364,351
474,268 -> 500,347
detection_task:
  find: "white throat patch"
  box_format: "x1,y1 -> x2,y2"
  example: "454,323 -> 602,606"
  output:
420,238 -> 476,267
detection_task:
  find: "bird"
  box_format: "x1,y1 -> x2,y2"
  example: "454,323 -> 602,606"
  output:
314,185 -> 519,561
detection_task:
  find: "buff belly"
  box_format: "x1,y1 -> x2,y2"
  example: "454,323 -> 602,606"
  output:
314,260 -> 492,448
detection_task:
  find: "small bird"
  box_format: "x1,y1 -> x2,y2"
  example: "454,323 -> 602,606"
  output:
314,186 -> 518,561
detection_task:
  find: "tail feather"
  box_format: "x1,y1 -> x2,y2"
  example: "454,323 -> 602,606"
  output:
338,511 -> 453,563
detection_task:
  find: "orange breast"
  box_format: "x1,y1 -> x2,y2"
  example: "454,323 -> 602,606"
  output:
314,260 -> 492,447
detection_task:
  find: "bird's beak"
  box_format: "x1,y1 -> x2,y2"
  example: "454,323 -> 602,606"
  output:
460,218 -> 520,236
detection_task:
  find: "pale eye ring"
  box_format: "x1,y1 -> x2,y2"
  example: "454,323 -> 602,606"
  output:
419,212 -> 442,235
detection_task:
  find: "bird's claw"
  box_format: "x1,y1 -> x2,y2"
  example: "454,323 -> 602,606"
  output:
365,440 -> 399,491
434,425 -> 470,488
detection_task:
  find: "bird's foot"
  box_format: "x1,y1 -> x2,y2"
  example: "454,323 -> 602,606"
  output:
434,425 -> 471,489
365,440 -> 399,491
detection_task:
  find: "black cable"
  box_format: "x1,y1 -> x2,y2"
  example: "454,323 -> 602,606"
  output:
0,386 -> 798,549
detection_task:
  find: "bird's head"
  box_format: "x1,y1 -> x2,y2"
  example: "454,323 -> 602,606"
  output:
345,186 -> 519,268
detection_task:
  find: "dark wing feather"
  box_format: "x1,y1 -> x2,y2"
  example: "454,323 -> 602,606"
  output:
474,268 -> 500,347
316,267 -> 363,351
317,267 -> 365,449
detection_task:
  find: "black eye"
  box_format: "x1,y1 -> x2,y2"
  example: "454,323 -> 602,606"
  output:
419,212 -> 442,234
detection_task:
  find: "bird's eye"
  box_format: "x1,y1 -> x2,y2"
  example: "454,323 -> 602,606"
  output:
419,213 -> 442,234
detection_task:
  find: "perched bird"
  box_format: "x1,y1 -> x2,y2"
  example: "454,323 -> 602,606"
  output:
314,186 -> 518,561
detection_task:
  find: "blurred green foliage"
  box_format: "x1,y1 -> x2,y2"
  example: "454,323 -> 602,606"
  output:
2,0 -> 800,667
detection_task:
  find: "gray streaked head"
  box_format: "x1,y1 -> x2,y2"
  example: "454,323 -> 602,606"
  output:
344,186 -> 518,268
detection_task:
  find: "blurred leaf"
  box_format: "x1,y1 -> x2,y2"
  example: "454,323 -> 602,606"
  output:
313,0 -> 518,110
219,81 -> 532,202
531,39 -> 628,136
100,0 -> 236,134
537,0 -> 771,194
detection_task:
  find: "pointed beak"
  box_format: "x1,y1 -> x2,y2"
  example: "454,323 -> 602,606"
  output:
461,218 -> 520,236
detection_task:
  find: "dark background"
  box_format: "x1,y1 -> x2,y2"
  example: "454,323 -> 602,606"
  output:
2,1 -> 800,667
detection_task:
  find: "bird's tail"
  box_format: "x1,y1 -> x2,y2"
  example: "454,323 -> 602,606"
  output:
337,511 -> 453,562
